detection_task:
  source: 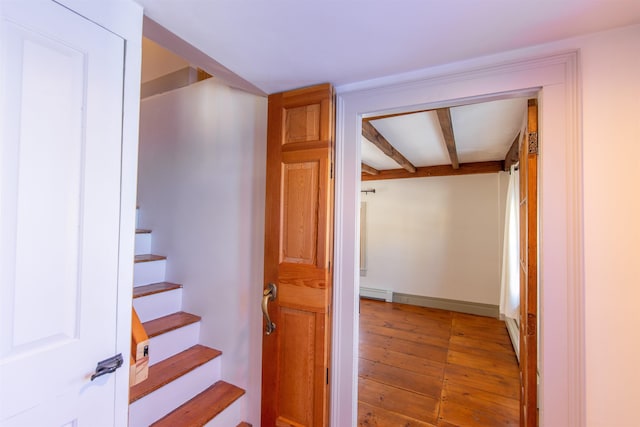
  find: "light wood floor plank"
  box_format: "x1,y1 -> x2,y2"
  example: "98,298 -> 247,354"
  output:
358,299 -> 520,427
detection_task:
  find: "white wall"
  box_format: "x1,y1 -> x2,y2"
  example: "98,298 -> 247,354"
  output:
335,23 -> 640,427
360,173 -> 508,305
579,25 -> 640,427
137,78 -> 267,426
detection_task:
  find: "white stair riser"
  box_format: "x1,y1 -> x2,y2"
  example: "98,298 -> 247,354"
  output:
128,357 -> 222,427
204,395 -> 244,427
134,233 -> 151,255
133,288 -> 182,322
148,322 -> 200,365
133,288 -> 183,322
134,260 -> 166,286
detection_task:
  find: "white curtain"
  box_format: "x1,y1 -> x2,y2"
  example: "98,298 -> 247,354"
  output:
500,167 -> 520,320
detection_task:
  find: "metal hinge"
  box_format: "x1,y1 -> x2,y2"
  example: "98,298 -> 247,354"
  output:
330,162 -> 334,179
326,368 -> 329,385
528,132 -> 539,155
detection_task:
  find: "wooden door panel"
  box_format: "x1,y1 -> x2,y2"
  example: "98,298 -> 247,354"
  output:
519,99 -> 538,427
263,84 -> 334,427
284,104 -> 321,144
281,159 -> 320,264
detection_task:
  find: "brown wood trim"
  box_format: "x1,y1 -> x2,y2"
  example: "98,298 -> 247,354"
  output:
196,68 -> 212,81
361,161 -> 503,181
143,311 -> 201,338
136,228 -> 151,234
361,163 -> 380,175
134,254 -> 166,263
436,108 -> 460,169
362,120 -> 416,173
130,308 -> 149,386
151,381 -> 245,426
133,282 -> 182,299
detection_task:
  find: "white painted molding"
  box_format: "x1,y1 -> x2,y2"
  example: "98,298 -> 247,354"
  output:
332,50 -> 584,427
359,287 -> 393,303
393,293 -> 499,318
142,16 -> 266,97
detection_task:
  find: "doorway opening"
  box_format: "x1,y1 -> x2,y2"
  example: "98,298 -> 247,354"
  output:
332,50 -> 583,427
354,96 -> 535,425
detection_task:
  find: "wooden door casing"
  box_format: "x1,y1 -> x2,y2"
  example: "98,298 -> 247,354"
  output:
262,84 -> 335,427
519,98 -> 538,427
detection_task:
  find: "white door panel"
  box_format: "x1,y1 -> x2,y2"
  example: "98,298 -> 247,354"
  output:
0,1 -> 125,425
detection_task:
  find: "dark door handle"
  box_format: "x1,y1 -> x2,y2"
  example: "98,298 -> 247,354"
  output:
91,353 -> 123,381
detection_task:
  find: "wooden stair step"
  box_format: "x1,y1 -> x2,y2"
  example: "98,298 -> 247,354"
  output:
135,254 -> 166,263
143,311 -> 201,338
129,344 -> 221,403
237,423 -> 252,427
150,381 -> 245,427
133,282 -> 182,299
136,228 -> 151,234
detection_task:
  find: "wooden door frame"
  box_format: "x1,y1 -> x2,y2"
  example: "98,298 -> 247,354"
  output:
333,52 -> 584,426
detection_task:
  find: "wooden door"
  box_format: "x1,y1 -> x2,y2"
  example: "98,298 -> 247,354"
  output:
0,2 -> 126,425
519,98 -> 538,426
262,84 -> 335,427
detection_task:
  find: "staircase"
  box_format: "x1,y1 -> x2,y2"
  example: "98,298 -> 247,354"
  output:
130,212 -> 249,426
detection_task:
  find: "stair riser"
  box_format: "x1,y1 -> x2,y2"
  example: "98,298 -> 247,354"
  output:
133,288 -> 183,323
135,233 -> 151,255
148,323 -> 200,365
129,358 -> 222,427
134,260 -> 167,286
204,396 -> 245,427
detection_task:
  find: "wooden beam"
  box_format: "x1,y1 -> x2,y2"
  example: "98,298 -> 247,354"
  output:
436,108 -> 459,169
503,132 -> 520,171
361,163 -> 380,175
361,161 -> 503,181
362,120 -> 416,173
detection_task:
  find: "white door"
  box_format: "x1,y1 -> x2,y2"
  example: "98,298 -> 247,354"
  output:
0,1 -> 125,425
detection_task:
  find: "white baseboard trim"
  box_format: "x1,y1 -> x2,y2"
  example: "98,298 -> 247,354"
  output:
505,317 -> 520,361
392,292 -> 499,318
359,287 -> 393,302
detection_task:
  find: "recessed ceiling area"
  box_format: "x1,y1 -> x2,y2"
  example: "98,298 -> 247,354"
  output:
361,97 -> 528,179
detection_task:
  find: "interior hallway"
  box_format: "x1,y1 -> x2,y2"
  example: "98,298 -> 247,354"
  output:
358,298 -> 519,426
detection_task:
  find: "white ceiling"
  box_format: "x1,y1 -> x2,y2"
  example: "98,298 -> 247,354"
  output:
362,97 -> 527,171
133,0 -> 640,94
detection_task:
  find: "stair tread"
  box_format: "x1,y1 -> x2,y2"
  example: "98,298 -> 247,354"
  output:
133,282 -> 182,298
135,254 -> 166,263
136,228 -> 152,234
150,381 -> 245,427
129,344 -> 222,403
144,311 -> 201,338
237,423 -> 252,427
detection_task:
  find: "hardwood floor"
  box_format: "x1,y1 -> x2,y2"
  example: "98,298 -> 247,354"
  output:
358,299 -> 520,427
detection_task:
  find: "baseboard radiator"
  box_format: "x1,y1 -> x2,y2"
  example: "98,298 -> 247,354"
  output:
359,287 -> 393,302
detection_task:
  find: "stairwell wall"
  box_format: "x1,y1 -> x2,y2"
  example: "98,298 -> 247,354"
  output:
137,78 -> 267,426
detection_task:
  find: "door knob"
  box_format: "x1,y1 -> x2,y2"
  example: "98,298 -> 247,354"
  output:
262,283 -> 277,335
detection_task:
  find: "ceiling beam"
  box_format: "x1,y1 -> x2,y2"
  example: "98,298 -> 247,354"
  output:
503,132 -> 520,171
361,163 -> 380,175
436,108 -> 460,169
361,161 -> 503,181
361,121 -> 416,173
